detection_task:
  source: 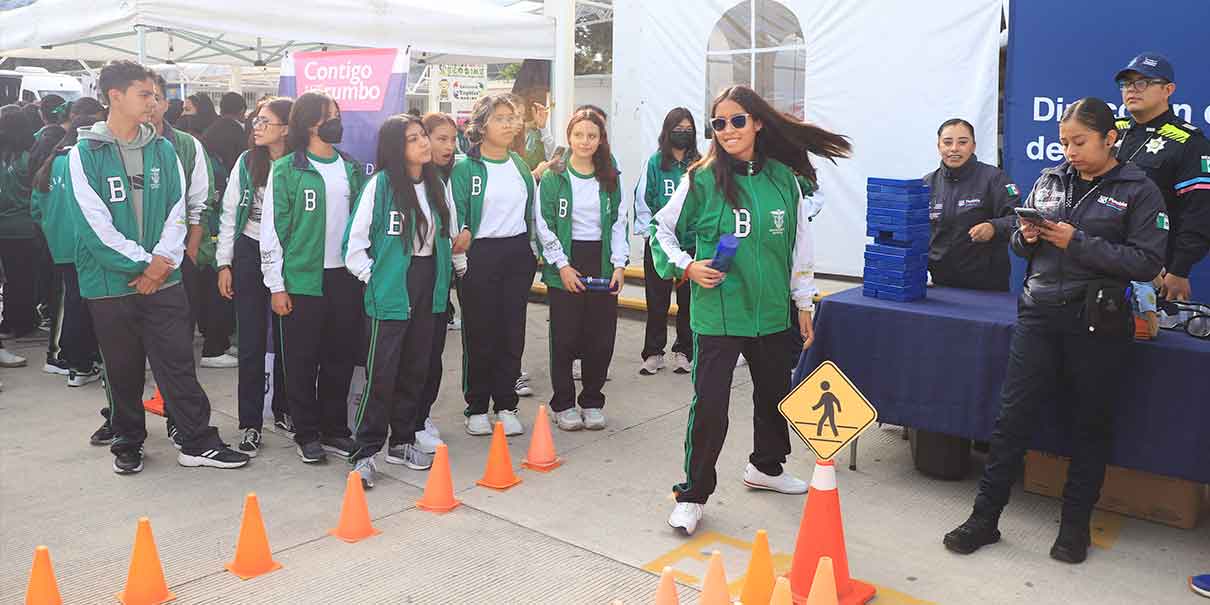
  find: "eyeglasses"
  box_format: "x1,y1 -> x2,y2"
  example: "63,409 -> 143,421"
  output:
252,117 -> 286,129
1117,78 -> 1169,93
490,115 -> 522,126
710,114 -> 749,132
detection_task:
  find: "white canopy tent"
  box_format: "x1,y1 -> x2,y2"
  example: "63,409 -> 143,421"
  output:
0,0 -> 557,66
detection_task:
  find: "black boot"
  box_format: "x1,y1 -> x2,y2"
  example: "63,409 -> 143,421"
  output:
944,512 -> 1001,554
1050,521 -> 1091,564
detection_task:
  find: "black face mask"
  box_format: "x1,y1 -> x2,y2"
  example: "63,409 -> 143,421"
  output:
669,131 -> 694,150
317,118 -> 343,144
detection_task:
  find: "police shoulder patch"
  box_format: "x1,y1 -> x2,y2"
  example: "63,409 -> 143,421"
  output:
1006,183 -> 1019,197
1114,119 -> 1132,131
1158,123 -> 1191,144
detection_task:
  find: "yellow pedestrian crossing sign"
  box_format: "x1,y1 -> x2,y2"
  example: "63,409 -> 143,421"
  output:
779,361 -> 878,461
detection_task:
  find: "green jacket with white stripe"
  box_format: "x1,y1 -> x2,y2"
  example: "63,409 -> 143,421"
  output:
649,156 -> 818,337
343,171 -> 456,320
535,164 -> 628,290
260,149 -> 366,296
30,151 -> 77,263
449,150 -> 536,237
67,123 -> 189,299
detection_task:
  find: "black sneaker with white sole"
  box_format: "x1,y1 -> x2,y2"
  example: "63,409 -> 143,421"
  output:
297,440 -> 327,463
274,415 -> 295,434
90,409 -> 114,445
321,436 -> 356,459
68,365 -> 103,387
239,428 -> 262,457
113,447 -> 144,474
166,421 -> 182,450
178,446 -> 251,469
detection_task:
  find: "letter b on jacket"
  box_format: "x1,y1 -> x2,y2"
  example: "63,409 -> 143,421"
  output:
304,189 -> 317,211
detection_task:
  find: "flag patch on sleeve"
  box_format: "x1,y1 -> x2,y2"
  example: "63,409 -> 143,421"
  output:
1157,212 -> 1170,231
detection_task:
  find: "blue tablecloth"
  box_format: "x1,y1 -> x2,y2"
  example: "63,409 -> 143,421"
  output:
795,286 -> 1210,483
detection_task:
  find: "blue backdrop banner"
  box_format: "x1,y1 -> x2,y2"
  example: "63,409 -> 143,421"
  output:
1004,0 -> 1210,296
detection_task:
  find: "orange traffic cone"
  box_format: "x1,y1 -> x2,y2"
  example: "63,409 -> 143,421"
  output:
224,493 -> 283,579
25,545 -> 62,605
740,529 -> 775,605
788,459 -> 875,605
143,388 -> 164,417
700,551 -> 730,605
117,518 -> 174,605
770,577 -> 793,605
522,405 -> 562,472
805,557 -> 839,605
417,444 -> 461,513
329,471 -> 381,543
476,421 -> 522,490
654,566 -> 679,605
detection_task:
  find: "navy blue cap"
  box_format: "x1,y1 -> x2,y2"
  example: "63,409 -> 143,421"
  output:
1115,52 -> 1175,83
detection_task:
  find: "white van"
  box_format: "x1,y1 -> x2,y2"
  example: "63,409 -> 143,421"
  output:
0,66 -> 84,105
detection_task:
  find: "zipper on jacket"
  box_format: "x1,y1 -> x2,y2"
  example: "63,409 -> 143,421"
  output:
744,161 -> 764,337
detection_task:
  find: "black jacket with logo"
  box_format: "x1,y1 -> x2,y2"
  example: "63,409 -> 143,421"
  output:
1115,109 -> 1210,277
924,156 -> 1019,290
1013,161 -> 1167,305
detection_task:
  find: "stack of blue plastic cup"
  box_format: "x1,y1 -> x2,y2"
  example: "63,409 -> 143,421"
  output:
863,178 -> 930,302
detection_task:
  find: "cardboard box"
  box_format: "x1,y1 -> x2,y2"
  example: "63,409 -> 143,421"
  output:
1023,451 -> 1207,529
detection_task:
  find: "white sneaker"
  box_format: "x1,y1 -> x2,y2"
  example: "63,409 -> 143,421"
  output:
414,428 -> 443,454
67,365 -> 103,387
743,463 -> 808,494
498,409 -> 524,435
200,353 -> 239,368
465,413 -> 492,436
668,502 -> 704,535
514,376 -> 534,397
572,359 -> 582,380
735,354 -> 748,368
672,352 -> 692,374
582,408 -> 606,430
448,318 -> 462,331
0,348 -> 27,368
639,354 -> 664,375
554,408 -> 583,431
43,360 -> 71,375
424,417 -> 441,439
225,345 -> 239,357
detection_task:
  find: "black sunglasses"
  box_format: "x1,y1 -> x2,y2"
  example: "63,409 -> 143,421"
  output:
710,114 -> 749,132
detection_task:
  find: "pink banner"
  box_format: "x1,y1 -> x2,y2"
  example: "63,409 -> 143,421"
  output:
293,48 -> 397,112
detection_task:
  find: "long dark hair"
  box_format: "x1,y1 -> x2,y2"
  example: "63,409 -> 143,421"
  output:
1060,97 -> 1117,138
692,85 -> 851,208
247,97 -> 293,189
658,107 -> 700,171
0,111 -> 34,163
286,92 -> 336,154
422,112 -> 458,178
565,110 -> 617,193
186,92 -> 217,132
33,114 -> 101,192
374,114 -> 450,251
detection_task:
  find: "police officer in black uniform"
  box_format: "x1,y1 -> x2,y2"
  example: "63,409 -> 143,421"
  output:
1114,52 -> 1210,301
944,98 -> 1167,564
925,118 -> 1021,290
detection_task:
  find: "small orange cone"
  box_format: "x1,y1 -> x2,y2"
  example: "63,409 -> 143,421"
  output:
769,577 -> 793,605
417,444 -> 461,513
329,471 -> 381,543
740,529 -> 775,605
476,421 -> 522,490
805,557 -> 839,605
700,551 -> 730,605
654,566 -> 679,605
117,518 -> 175,605
522,405 -> 562,472
25,545 -> 62,605
788,460 -> 875,605
143,388 -> 164,417
224,493 -> 283,579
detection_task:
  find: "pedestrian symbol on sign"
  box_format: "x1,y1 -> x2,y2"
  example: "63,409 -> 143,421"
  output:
779,361 -> 878,460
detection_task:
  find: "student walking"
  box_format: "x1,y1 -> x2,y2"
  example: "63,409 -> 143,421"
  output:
653,85 -> 850,534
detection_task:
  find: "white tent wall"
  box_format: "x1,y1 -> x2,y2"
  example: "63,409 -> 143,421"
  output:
613,0 -> 1002,277
0,0 -> 556,65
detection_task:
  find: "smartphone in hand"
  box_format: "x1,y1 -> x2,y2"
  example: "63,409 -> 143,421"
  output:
1014,207 -> 1046,223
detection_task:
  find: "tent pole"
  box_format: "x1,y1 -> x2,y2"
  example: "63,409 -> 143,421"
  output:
545,0 -> 575,147
136,25 -> 147,64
